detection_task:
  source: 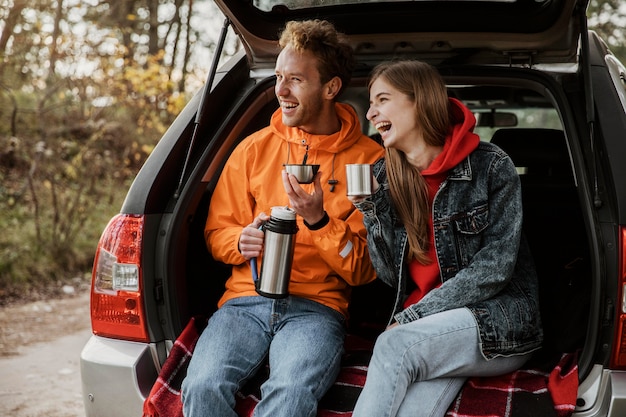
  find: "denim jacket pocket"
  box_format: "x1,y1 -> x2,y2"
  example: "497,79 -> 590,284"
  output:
451,204 -> 489,267
452,204 -> 489,234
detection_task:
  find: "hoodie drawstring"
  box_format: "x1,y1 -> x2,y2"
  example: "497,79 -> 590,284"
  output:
284,142 -> 338,192
328,154 -> 338,192
302,145 -> 309,165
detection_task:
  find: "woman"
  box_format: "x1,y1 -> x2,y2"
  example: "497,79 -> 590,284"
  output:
350,60 -> 543,417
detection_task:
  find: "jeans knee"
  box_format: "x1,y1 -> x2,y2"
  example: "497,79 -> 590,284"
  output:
182,373 -> 240,417
372,327 -> 403,358
257,383 -> 318,417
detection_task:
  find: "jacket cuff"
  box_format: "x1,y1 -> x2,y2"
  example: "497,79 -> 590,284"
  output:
354,185 -> 388,218
394,307 -> 422,324
304,211 -> 330,230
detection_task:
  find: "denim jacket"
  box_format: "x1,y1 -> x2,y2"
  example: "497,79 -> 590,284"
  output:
355,142 -> 543,359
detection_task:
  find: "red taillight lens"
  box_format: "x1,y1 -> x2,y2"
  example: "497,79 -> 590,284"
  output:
611,226 -> 626,369
90,214 -> 149,342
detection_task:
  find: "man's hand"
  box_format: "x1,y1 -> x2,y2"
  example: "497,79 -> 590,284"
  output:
238,213 -> 270,260
282,170 -> 325,225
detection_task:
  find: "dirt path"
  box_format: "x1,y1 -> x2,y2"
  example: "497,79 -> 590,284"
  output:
0,287 -> 91,417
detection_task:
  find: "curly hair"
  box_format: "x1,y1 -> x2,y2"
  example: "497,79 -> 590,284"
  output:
279,19 -> 355,97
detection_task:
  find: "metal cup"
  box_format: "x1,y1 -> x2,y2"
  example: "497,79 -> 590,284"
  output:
346,164 -> 373,197
284,164 -> 320,184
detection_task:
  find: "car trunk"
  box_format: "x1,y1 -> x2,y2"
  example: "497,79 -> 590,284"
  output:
141,0 -> 599,412
155,0 -> 593,351
153,53 -> 594,412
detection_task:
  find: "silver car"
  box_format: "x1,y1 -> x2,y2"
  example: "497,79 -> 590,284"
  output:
81,0 -> 626,415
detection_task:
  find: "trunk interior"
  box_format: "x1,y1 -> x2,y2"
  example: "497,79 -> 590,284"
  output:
164,67 -> 594,408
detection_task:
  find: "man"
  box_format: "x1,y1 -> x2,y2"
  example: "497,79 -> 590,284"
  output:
182,19 -> 384,417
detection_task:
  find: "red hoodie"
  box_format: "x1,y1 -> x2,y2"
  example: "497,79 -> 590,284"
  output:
403,98 -> 480,308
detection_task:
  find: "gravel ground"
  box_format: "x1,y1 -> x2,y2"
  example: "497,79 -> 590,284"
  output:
0,286 -> 91,417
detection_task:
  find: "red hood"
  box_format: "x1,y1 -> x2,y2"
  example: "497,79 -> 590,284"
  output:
423,98 -> 480,177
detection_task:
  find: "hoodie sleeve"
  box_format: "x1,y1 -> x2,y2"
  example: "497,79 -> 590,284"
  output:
305,205 -> 377,286
204,139 -> 254,267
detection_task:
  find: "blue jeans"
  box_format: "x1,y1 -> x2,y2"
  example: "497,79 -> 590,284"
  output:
352,308 -> 532,417
181,296 -> 346,417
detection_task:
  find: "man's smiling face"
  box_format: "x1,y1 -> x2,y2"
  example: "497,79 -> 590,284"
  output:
274,46 -> 328,134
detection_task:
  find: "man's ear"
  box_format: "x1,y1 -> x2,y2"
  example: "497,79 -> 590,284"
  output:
324,76 -> 342,100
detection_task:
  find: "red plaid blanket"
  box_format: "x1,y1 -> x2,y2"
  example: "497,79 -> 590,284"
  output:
142,317 -> 204,417
143,317 -> 578,417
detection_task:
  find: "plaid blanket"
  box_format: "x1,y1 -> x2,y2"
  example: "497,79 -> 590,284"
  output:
142,317 -> 205,417
143,317 -> 578,417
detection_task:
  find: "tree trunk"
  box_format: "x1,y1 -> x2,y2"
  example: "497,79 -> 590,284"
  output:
0,0 -> 27,76
148,0 -> 160,56
179,0 -> 193,92
48,0 -> 64,80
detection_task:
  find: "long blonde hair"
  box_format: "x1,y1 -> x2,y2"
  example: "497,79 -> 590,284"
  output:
368,61 -> 451,263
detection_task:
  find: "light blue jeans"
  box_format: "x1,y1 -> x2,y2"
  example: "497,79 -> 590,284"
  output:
352,307 -> 532,417
181,296 -> 345,417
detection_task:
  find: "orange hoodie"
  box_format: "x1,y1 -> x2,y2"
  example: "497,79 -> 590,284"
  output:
206,103 -> 385,317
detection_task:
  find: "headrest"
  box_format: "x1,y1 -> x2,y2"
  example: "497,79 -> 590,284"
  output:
491,128 -> 571,178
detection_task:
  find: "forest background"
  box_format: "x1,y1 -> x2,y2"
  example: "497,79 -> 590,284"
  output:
0,0 -> 625,304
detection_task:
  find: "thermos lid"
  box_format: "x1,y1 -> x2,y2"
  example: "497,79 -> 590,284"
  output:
270,206 -> 297,221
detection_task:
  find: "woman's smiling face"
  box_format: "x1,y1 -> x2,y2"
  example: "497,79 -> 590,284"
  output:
366,77 -> 420,152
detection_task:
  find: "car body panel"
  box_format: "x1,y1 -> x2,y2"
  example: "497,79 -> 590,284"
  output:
587,33 -> 626,223
80,336 -> 158,417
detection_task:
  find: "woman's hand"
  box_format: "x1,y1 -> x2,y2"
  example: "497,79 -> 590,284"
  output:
386,321 -> 399,330
348,195 -> 367,204
348,176 -> 380,205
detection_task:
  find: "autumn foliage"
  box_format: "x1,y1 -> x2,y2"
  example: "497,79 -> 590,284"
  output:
0,0 -> 221,302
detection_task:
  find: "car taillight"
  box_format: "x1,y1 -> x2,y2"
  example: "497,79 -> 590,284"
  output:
611,226 -> 626,369
90,214 -> 149,342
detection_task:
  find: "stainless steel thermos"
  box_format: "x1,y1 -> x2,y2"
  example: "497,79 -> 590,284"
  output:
251,206 -> 298,298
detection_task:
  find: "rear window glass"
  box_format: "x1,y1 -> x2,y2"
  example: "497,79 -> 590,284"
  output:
473,108 -> 562,141
364,108 -> 562,142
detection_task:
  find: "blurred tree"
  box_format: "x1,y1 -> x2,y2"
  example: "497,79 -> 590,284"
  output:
588,0 -> 626,63
80,0 -> 238,91
0,0 -> 623,300
0,1 -> 27,74
0,0 -> 234,297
